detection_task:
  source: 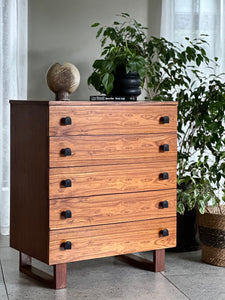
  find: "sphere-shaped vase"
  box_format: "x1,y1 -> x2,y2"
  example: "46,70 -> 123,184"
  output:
46,62 -> 80,100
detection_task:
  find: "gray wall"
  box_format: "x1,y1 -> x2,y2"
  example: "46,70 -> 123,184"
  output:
28,0 -> 162,100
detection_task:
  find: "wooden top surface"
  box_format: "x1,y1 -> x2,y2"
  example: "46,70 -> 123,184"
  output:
9,100 -> 178,106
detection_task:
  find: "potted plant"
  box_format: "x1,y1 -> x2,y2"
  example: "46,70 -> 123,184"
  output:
144,27 -> 225,254
145,27 -> 225,257
89,13 -> 225,259
88,13 -> 147,97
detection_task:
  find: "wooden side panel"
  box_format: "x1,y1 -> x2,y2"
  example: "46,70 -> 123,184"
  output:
49,217 -> 176,265
49,189 -> 176,229
49,162 -> 177,199
49,105 -> 177,136
10,102 -> 49,263
49,134 -> 177,167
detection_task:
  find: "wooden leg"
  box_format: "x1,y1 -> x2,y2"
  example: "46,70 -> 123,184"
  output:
118,249 -> 165,272
153,249 -> 165,272
20,252 -> 32,270
19,252 -> 67,289
54,263 -> 67,289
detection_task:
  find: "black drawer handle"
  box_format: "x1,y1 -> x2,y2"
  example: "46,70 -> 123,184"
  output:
159,200 -> 169,209
159,172 -> 169,180
159,229 -> 169,237
160,144 -> 169,152
61,241 -> 72,250
160,116 -> 170,124
61,210 -> 72,218
61,116 -> 72,125
61,179 -> 72,187
62,148 -> 72,156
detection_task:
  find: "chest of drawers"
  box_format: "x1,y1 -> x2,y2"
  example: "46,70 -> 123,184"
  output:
10,100 -> 177,289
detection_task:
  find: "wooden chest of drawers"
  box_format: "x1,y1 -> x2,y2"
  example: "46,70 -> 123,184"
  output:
10,100 -> 177,289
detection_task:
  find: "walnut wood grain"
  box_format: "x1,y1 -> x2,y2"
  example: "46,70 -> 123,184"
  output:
49,134 -> 177,167
49,105 -> 177,136
49,217 -> 176,265
10,102 -> 49,263
49,101 -> 178,106
9,100 -> 178,106
49,189 -> 176,229
49,161 -> 177,199
10,100 -> 177,288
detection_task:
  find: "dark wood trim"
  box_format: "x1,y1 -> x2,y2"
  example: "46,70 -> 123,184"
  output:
10,102 -> 49,263
19,252 -> 67,289
9,100 -> 178,107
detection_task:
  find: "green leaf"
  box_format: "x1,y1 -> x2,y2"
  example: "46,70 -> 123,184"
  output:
96,27 -> 103,38
177,202 -> 185,214
102,73 -> 114,95
198,200 -> 206,214
199,206 -> 205,214
91,22 -> 100,27
211,198 -> 216,206
121,12 -> 130,17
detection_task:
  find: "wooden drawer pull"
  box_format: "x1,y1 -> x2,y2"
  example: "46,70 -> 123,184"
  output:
159,229 -> 169,237
160,144 -> 169,152
159,172 -> 169,180
159,200 -> 169,209
61,210 -> 72,219
61,241 -> 72,250
61,148 -> 72,156
61,179 -> 72,188
160,116 -> 170,124
61,116 -> 72,125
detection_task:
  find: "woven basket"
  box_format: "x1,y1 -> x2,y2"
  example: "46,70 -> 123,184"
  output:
197,206 -> 225,267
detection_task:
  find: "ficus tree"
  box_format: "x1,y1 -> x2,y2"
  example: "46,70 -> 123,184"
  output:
88,13 -> 225,214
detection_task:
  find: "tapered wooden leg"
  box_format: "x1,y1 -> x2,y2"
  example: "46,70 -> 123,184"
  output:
118,249 -> 165,272
19,252 -> 67,289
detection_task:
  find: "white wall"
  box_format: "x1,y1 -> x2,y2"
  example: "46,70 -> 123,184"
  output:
28,0 -> 162,100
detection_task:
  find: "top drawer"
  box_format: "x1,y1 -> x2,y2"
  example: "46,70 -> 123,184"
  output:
49,105 -> 177,136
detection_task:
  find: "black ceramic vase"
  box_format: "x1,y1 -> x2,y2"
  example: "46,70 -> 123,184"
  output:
111,66 -> 142,97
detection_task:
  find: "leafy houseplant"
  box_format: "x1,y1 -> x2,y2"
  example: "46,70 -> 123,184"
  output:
89,13 -> 225,258
89,13 -> 225,215
88,13 -> 147,96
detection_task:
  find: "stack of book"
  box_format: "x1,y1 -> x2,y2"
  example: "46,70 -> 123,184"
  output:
90,95 -> 137,101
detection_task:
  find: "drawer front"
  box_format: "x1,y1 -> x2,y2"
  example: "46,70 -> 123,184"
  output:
49,134 -> 177,167
49,189 -> 176,229
49,217 -> 176,264
49,162 -> 177,199
49,105 -> 177,136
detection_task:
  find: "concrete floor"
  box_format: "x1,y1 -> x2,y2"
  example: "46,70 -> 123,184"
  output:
0,235 -> 225,300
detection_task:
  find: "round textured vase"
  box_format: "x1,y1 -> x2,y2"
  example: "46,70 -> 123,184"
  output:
197,206 -> 225,267
46,62 -> 80,100
111,66 -> 141,97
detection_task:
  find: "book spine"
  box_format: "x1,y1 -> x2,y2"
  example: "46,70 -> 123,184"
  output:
90,96 -> 137,101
